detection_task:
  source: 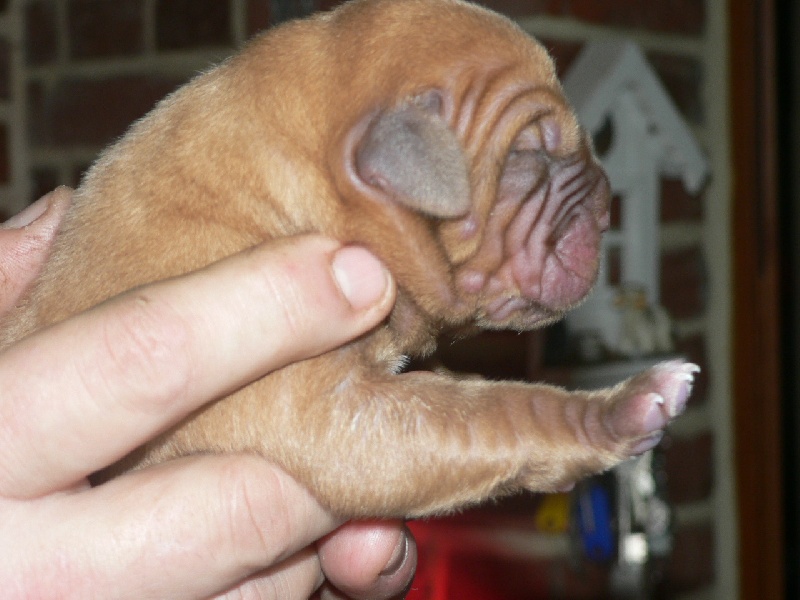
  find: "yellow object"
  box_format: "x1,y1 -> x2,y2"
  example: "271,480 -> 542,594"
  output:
535,493 -> 571,533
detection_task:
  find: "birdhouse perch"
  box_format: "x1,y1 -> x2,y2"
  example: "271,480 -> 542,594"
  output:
562,40 -> 710,357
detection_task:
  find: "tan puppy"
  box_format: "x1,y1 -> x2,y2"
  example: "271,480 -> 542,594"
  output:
0,0 -> 697,518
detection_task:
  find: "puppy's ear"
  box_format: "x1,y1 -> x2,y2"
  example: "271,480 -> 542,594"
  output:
355,100 -> 470,219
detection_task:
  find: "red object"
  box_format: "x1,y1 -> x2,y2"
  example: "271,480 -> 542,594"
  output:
407,521 -> 551,600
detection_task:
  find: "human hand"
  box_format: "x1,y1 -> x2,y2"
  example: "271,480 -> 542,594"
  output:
0,187 -> 72,314
0,190 -> 416,599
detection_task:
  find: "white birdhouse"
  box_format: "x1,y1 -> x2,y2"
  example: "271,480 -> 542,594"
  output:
561,40 -> 710,357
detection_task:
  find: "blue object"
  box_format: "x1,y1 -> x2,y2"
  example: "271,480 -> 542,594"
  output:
576,481 -> 615,562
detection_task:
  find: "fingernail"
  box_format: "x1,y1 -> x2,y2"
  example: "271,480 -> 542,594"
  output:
1,196 -> 49,230
380,532 -> 409,577
332,246 -> 391,311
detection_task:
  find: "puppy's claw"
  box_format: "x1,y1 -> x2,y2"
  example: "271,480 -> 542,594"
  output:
607,360 -> 698,456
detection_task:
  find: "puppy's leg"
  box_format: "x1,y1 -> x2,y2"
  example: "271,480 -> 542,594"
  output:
319,360 -> 695,517
145,358 -> 696,518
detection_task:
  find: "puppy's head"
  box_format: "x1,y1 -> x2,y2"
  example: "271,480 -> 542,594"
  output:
325,0 -> 610,333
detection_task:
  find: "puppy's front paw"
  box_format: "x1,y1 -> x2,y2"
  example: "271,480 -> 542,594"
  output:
605,360 -> 700,456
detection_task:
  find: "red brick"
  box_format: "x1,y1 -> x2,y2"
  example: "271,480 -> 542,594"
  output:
664,431 -> 714,504
156,0 -> 232,50
479,0 -> 705,36
69,0 -> 145,59
26,81 -> 46,145
657,524 -> 715,594
25,0 -> 59,66
247,0 -> 270,35
566,0 -> 705,36
0,40 -> 10,100
660,177 -> 703,223
660,246 -> 706,319
647,52 -> 704,125
33,76 -> 183,148
0,123 -> 9,184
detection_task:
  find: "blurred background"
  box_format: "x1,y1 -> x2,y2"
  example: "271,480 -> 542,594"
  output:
0,1 -> 794,598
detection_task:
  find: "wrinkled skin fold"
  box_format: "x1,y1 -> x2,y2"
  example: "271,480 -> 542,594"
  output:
0,0 -> 698,518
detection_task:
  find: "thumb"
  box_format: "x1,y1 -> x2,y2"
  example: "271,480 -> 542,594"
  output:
0,187 -> 72,315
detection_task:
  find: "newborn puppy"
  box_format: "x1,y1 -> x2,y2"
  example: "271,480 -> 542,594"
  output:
0,0 -> 697,518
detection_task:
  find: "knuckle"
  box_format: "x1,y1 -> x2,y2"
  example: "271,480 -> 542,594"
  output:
216,456 -> 296,565
93,292 -> 194,412
251,259 -> 314,345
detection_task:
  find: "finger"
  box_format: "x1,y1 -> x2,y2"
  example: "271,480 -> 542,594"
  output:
214,549 -> 324,600
0,236 -> 395,498
0,187 -> 72,315
1,455 -> 341,600
217,526 -> 421,600
317,521 -> 417,600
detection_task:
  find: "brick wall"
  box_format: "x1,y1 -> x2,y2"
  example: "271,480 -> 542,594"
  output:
7,0 -> 730,598
24,0 -> 272,201
0,18 -> 9,223
0,1 -> 25,223
509,3 -> 721,597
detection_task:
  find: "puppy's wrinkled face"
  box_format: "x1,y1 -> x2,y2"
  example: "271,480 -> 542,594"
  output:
454,117 -> 611,331
335,0 -> 610,332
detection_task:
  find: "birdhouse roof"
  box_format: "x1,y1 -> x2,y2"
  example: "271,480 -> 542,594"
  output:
562,40 -> 709,194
